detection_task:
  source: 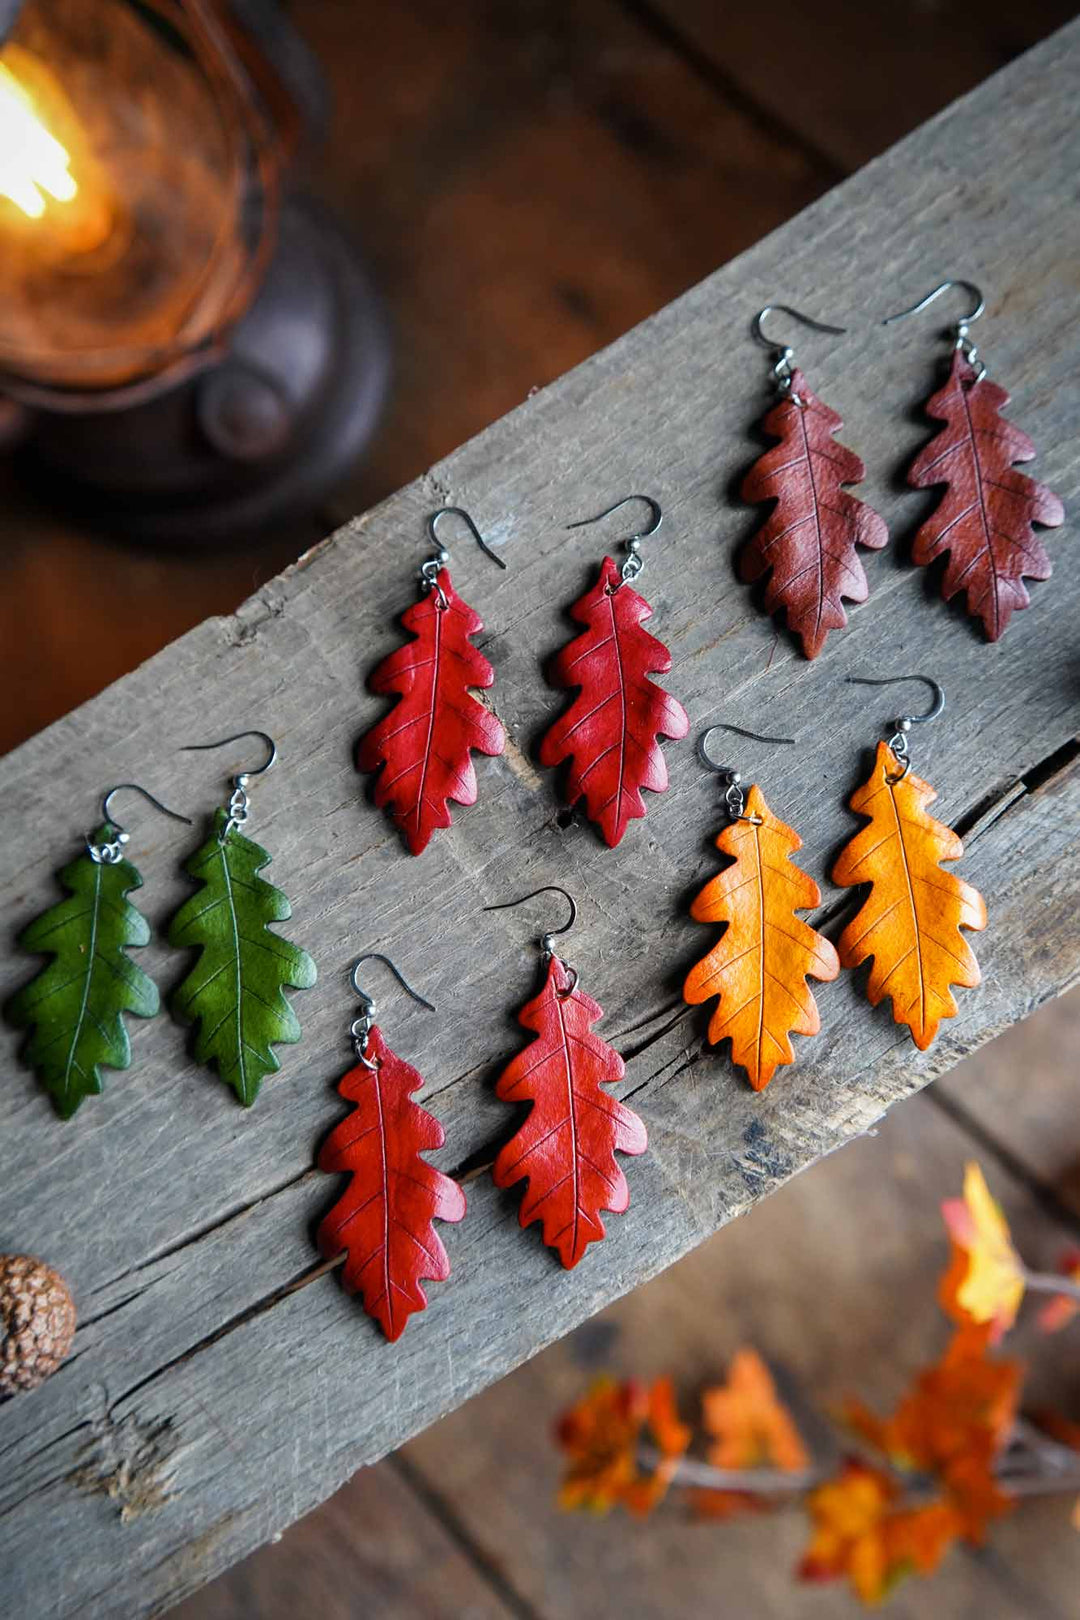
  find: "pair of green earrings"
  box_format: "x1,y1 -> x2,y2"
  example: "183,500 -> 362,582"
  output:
7,732 -> 316,1120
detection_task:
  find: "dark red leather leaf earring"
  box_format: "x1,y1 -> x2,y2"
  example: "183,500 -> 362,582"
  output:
884,279 -> 1064,641
484,887 -> 647,1269
740,305 -> 888,659
539,495 -> 689,847
357,507 -> 507,854
317,954 -> 465,1342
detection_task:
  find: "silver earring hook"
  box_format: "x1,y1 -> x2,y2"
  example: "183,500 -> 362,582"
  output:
349,952 -> 435,1069
698,725 -> 796,823
752,305 -> 847,400
567,494 -> 662,585
881,280 -> 987,380
421,507 -> 506,609
846,674 -> 945,782
484,885 -> 578,992
87,782 -> 193,865
881,280 -> 985,329
181,730 -> 277,839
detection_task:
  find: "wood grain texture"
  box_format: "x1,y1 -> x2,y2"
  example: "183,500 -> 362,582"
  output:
1,26 -> 1079,1617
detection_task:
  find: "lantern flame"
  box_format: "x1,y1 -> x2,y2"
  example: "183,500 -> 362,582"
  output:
0,61 -> 78,219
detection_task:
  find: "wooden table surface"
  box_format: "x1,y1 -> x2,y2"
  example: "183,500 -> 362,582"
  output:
1,13 -> 1079,1619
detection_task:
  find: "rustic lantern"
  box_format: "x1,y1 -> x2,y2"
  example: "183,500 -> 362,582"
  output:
0,0 -> 387,541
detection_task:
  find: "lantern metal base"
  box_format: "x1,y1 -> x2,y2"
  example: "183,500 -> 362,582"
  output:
12,195 -> 391,546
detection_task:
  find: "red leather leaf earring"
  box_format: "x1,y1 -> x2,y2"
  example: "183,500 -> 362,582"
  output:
740,305 -> 888,658
539,495 -> 689,847
357,507 -> 507,854
485,887 -> 647,1268
317,954 -> 465,1342
884,279 -> 1064,641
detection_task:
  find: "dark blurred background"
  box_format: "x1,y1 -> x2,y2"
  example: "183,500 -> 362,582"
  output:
1,0 -> 1074,758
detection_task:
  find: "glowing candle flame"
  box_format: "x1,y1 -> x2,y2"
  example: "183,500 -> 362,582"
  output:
0,61 -> 78,219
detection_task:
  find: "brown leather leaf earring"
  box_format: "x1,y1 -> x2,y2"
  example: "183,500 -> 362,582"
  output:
883,279 -> 1064,641
739,305 -> 888,659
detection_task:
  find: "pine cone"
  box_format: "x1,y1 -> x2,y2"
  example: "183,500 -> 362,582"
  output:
0,1255 -> 76,1397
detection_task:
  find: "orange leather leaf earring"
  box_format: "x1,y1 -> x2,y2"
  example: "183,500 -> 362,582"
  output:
833,674 -> 987,1050
684,724 -> 839,1089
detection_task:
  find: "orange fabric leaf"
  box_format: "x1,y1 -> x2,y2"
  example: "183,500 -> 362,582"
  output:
940,1162 -> 1024,1342
800,1462 -> 961,1605
833,742 -> 987,1050
556,1376 -> 645,1514
684,785 -> 839,1089
841,1327 -> 1020,1546
701,1347 -> 810,1472
622,1376 -> 693,1516
556,1375 -> 688,1517
799,1461 -> 898,1604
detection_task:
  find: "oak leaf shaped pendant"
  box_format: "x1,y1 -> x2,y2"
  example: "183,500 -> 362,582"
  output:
494,955 -> 647,1268
357,568 -> 505,854
740,370 -> 888,658
684,785 -> 839,1089
907,352 -> 1064,640
833,742 -> 987,1050
539,556 -> 688,846
168,811 -> 316,1106
7,829 -> 158,1118
318,1026 -> 466,1342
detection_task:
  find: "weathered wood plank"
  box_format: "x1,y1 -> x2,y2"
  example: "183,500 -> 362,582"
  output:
1,24 -> 1079,1617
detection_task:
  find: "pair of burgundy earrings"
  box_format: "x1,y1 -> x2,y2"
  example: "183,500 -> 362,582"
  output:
742,280 -> 1063,655
356,280 -> 1063,859
316,892 -> 643,1342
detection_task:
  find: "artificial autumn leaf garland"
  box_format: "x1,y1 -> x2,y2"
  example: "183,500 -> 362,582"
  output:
554,1161 -> 1080,1609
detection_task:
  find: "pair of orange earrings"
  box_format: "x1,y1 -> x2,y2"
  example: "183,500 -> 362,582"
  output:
684,673 -> 988,1087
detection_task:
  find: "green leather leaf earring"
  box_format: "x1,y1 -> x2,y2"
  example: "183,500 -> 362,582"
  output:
168,731 -> 317,1107
7,784 -> 192,1119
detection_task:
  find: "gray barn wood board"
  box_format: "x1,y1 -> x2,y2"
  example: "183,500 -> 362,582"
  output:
1,24 -> 1079,1617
